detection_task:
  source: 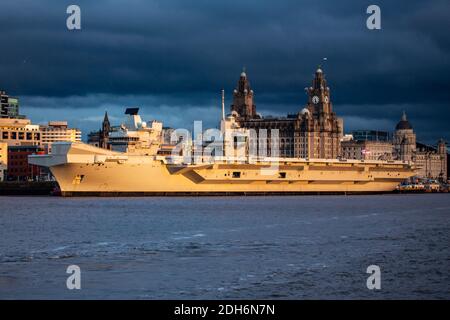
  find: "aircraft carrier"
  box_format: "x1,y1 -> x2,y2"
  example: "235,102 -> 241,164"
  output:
29,110 -> 415,196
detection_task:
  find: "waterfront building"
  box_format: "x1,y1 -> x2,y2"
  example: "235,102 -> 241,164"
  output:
448,153 -> 450,183
6,145 -> 45,181
40,121 -> 81,150
0,117 -> 79,179
393,112 -> 447,180
0,118 -> 41,146
341,130 -> 394,160
341,111 -> 447,180
294,67 -> 343,159
341,139 -> 394,160
414,140 -> 447,181
232,68 -> 343,159
393,112 -> 416,161
0,142 -> 7,181
0,90 -> 22,119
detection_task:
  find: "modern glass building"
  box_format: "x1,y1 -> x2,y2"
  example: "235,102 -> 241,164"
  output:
351,130 -> 391,142
0,90 -> 20,119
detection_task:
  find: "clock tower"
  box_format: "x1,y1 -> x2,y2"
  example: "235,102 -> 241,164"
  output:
230,69 -> 257,120
305,66 -> 332,115
295,67 -> 342,159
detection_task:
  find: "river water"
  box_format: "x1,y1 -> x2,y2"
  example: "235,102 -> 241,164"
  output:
0,194 -> 449,299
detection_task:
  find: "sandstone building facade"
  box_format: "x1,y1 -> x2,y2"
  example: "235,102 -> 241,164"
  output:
341,140 -> 394,161
393,112 -> 447,180
230,68 -> 343,159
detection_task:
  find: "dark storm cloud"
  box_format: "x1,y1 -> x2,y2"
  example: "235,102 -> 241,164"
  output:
1,0 -> 449,143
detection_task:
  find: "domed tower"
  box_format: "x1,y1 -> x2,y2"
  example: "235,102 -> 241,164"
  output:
394,111 -> 416,161
230,68 -> 257,120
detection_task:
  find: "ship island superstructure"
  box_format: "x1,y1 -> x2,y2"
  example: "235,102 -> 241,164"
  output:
29,106 -> 416,196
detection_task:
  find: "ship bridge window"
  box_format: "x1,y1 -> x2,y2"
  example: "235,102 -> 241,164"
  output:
278,172 -> 286,179
232,171 -> 241,178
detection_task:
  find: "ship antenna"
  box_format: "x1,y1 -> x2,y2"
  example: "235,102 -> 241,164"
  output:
221,89 -> 225,121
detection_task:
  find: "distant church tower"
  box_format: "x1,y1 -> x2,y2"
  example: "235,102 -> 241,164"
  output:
394,111 -> 416,161
99,111 -> 111,149
230,69 -> 257,120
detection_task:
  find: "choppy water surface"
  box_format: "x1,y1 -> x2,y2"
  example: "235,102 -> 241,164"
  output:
0,194 -> 449,299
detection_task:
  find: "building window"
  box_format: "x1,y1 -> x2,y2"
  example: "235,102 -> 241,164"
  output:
232,172 -> 241,178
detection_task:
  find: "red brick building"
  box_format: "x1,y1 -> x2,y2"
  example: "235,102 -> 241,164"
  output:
7,146 -> 45,181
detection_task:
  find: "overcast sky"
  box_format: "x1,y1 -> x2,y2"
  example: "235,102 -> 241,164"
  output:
1,0 -> 449,144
